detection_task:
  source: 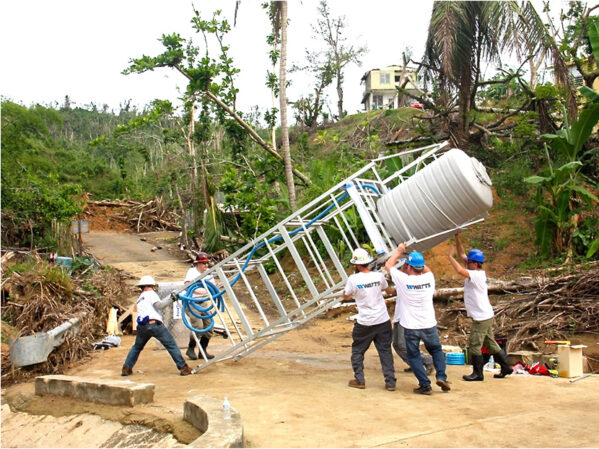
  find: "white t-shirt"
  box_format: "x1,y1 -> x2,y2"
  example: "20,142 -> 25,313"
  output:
464,269 -> 494,321
136,290 -> 163,322
343,271 -> 389,326
184,267 -> 215,295
389,268 -> 437,330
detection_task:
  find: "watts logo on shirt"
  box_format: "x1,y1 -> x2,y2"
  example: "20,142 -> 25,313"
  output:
406,282 -> 431,290
357,281 -> 381,289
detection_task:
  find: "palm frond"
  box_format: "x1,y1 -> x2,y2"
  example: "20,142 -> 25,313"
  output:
203,196 -> 225,252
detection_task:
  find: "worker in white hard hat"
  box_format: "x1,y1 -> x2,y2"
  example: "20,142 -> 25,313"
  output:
122,275 -> 192,376
343,247 -> 396,391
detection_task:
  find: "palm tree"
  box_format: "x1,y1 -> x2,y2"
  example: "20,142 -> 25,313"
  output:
421,1 -> 573,150
271,1 -> 297,211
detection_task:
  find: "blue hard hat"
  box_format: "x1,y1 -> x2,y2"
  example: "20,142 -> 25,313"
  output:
467,249 -> 484,263
406,251 -> 425,268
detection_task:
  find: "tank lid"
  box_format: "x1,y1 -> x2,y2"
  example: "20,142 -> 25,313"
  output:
470,157 -> 492,187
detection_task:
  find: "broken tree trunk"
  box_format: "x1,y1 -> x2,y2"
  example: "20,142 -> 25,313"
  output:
433,276 -> 563,301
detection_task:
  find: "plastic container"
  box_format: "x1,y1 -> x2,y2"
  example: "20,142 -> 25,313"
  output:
446,352 -> 465,365
376,148 -> 493,253
223,396 -> 231,420
484,355 -> 498,371
55,257 -> 73,270
557,345 -> 586,378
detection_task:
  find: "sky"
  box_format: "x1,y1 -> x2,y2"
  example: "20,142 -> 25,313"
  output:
0,0 -> 436,117
0,0 -> 570,119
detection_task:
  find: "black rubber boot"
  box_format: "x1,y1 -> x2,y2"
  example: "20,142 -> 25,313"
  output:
493,350 -> 513,378
186,335 -> 198,360
200,336 -> 215,360
463,354 -> 484,381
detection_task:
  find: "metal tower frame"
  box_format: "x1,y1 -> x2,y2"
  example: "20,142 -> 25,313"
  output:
175,141 -> 485,373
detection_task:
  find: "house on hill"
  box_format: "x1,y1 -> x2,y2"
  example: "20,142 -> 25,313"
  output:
361,65 -> 420,111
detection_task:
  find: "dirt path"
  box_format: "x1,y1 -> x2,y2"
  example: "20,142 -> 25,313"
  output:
3,231 -> 599,448
83,231 -> 190,285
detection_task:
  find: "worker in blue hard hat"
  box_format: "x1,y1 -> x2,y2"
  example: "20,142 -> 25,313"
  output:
448,231 -> 513,381
385,243 -> 451,395
390,257 -> 435,376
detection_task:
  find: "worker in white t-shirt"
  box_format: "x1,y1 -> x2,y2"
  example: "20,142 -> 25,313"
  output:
343,248 -> 396,391
386,242 -> 450,395
448,232 -> 513,381
183,252 -> 216,361
122,276 -> 192,376
391,260 -> 435,375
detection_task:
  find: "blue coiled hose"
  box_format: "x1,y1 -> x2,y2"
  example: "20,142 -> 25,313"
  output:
178,183 -> 381,333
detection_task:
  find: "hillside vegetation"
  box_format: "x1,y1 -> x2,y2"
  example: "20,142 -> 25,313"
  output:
1,98 -> 598,269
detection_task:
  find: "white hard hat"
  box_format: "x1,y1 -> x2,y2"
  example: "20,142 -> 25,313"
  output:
350,248 -> 373,265
137,275 -> 157,287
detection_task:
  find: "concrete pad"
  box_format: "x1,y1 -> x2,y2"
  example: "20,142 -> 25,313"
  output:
1,404 -> 182,448
184,394 -> 244,448
35,375 -> 155,406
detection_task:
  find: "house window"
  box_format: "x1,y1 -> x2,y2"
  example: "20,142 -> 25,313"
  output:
379,72 -> 390,84
571,75 -> 583,87
372,95 -> 383,109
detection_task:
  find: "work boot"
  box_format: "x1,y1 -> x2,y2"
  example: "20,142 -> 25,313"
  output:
413,385 -> 432,395
200,336 -> 215,360
121,365 -> 132,376
348,379 -> 366,389
180,364 -> 193,376
186,335 -> 198,360
463,354 -> 484,381
493,350 -> 514,378
436,379 -> 451,392
385,383 -> 396,391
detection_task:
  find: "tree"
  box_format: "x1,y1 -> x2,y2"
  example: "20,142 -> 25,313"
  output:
546,2 -> 599,90
290,43 -> 335,130
124,9 -> 311,187
524,20 -> 599,262
313,0 -> 366,120
267,1 -> 297,211
420,1 -> 573,150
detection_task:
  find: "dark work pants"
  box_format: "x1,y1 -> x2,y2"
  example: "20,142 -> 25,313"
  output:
351,320 -> 396,387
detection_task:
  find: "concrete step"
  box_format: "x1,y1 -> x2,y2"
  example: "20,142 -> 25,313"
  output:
35,375 -> 154,406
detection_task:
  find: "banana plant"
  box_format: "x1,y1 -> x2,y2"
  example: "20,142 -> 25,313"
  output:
525,21 -> 599,260
525,104 -> 599,260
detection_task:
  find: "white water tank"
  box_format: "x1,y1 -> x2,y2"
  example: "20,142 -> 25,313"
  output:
377,148 -> 493,253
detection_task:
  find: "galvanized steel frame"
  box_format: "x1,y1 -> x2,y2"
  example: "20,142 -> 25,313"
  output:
177,141 -> 481,373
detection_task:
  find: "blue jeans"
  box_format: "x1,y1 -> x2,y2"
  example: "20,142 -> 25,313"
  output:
404,326 -> 447,387
392,322 -> 433,369
124,321 -> 186,370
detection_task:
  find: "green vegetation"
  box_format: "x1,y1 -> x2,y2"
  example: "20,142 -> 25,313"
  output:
2,2 -> 598,267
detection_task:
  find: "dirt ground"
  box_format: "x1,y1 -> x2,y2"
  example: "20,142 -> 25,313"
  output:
2,229 -> 599,448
